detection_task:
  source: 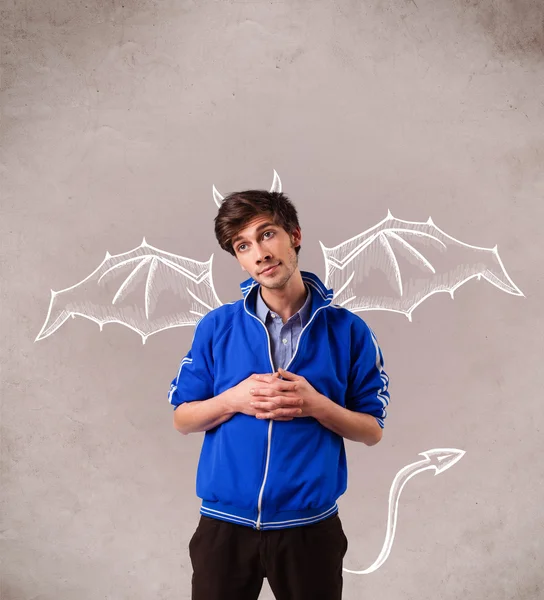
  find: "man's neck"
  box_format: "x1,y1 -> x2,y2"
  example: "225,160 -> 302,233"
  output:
259,270 -> 307,323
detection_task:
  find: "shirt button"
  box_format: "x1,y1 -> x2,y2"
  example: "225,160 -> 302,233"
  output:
282,338 -> 288,344
270,313 -> 276,318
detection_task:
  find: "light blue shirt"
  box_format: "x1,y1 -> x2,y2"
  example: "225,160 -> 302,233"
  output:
255,284 -> 312,371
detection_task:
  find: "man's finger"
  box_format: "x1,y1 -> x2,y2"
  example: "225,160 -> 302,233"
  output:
252,373 -> 279,380
256,380 -> 298,392
252,400 -> 280,411
251,398 -> 301,411
277,368 -> 298,380
251,398 -> 302,415
256,407 -> 303,419
252,395 -> 301,406
273,380 -> 298,391
262,379 -> 297,390
278,396 -> 302,406
252,386 -> 297,397
251,388 -> 276,397
254,374 -> 279,384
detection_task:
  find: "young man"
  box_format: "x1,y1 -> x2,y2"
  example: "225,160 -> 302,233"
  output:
168,189 -> 390,600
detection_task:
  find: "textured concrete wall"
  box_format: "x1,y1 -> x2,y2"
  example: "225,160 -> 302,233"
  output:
1,1 -> 543,599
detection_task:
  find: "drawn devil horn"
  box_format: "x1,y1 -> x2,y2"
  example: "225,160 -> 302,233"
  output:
270,169 -> 282,193
212,185 -> 224,208
213,170 -> 282,208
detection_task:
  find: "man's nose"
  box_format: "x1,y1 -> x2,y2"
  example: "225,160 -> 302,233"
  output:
255,244 -> 271,263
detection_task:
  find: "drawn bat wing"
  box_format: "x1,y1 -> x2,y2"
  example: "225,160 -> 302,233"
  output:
36,170 -> 282,344
35,239 -> 223,344
321,211 -> 524,320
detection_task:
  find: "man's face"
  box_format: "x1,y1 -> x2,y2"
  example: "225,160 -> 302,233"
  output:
231,215 -> 302,290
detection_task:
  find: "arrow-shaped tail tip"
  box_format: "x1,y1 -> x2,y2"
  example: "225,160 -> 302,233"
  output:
419,448 -> 466,474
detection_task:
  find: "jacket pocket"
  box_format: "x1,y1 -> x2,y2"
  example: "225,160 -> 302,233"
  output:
264,419 -> 346,512
195,414 -> 269,509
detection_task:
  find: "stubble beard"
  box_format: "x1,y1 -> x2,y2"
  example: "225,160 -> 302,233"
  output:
257,242 -> 299,291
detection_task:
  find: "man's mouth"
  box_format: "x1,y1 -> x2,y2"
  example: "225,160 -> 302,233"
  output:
260,263 -> 280,275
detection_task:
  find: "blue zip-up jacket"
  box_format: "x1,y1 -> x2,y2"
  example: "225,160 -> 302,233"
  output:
168,271 -> 390,530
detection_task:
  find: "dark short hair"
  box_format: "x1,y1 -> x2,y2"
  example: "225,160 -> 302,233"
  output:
214,190 -> 301,257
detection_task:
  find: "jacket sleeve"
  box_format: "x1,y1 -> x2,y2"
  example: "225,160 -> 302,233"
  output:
168,314 -> 215,410
345,319 -> 390,428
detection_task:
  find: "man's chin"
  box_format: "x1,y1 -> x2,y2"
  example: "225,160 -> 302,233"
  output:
258,274 -> 291,290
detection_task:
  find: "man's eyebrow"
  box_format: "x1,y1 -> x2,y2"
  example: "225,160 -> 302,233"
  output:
232,222 -> 277,245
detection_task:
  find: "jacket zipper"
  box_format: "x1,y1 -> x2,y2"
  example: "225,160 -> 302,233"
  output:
244,283 -> 331,530
246,312 -> 274,530
256,419 -> 273,530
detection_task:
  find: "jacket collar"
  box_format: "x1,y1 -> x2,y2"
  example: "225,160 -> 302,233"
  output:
255,282 -> 313,328
240,270 -> 334,318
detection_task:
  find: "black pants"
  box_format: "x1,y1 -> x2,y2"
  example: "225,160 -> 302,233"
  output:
189,513 -> 348,600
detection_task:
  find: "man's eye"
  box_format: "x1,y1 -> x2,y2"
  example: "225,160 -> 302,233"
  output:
263,231 -> 274,239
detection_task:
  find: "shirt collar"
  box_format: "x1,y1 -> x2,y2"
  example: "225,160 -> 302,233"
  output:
255,283 -> 312,327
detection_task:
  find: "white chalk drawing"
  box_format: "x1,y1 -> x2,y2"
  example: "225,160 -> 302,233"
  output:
213,168 -> 282,207
321,211 -> 524,320
35,170 -> 523,343
35,240 -> 222,343
342,448 -> 465,575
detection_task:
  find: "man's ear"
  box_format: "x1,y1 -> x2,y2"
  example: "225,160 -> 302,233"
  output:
291,226 -> 302,248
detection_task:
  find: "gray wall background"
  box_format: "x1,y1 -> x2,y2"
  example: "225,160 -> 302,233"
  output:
1,1 -> 543,599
